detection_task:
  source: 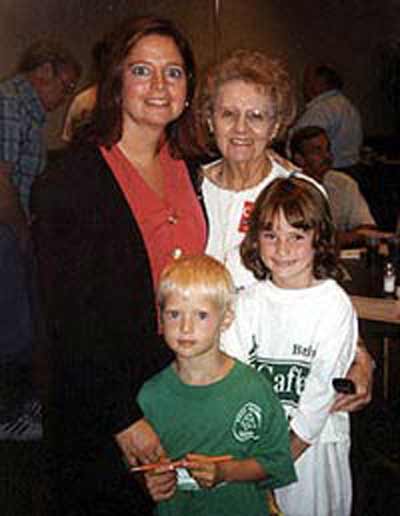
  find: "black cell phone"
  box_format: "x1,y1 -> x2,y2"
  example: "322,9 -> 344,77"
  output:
332,378 -> 356,394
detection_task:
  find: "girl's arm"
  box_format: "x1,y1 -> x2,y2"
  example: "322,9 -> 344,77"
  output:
331,340 -> 374,412
290,430 -> 310,461
290,292 -> 358,444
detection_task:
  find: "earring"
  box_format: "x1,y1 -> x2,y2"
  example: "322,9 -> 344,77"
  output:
184,100 -> 190,108
271,124 -> 279,140
207,118 -> 214,134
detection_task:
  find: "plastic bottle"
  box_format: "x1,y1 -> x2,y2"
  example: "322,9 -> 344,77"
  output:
383,261 -> 396,297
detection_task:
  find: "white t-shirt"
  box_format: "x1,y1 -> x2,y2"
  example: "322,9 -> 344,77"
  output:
221,278 -> 357,443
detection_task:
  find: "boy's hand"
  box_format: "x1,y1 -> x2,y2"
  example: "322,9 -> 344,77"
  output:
182,453 -> 224,489
145,462 -> 177,502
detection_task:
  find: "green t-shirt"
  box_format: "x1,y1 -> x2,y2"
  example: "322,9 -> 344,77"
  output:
138,360 -> 296,516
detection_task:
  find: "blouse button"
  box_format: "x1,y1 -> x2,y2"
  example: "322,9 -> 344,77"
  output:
168,215 -> 178,225
171,247 -> 183,260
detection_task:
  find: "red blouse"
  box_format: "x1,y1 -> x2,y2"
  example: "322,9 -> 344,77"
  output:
101,144 -> 207,289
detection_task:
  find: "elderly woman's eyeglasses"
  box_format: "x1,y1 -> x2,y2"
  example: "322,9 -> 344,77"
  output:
214,108 -> 274,129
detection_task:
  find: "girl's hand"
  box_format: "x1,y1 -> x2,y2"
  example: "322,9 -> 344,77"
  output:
331,344 -> 373,413
182,453 -> 224,489
144,462 -> 177,502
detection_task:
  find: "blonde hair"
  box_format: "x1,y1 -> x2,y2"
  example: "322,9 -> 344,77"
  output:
158,255 -> 235,314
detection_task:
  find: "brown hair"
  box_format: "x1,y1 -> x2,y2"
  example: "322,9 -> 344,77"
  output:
75,16 -> 199,158
195,49 -> 296,157
241,177 -> 340,281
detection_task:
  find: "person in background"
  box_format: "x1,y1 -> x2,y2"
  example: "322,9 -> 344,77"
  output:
31,16 -> 206,516
221,177 -> 358,516
62,38 -> 110,142
287,63 -> 362,171
0,39 -> 80,250
140,255 -> 296,515
194,49 -> 373,415
0,223 -> 43,516
290,125 -> 376,248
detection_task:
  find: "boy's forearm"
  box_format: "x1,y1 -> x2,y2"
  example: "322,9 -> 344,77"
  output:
217,458 -> 267,483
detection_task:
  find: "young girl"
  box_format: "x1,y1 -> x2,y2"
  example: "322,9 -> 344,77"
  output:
221,177 -> 358,516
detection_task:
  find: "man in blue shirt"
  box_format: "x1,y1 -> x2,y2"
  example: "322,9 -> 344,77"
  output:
288,64 -> 363,171
0,40 -> 80,249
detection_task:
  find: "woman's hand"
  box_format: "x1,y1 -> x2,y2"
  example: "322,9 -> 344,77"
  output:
331,344 -> 374,413
115,418 -> 165,467
144,463 -> 177,502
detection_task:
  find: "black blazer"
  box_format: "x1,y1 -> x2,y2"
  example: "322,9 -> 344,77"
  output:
31,144 -> 175,454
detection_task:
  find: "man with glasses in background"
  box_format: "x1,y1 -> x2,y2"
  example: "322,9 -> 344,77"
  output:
0,39 -> 80,250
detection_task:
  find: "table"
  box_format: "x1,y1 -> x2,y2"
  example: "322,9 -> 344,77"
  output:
340,253 -> 400,400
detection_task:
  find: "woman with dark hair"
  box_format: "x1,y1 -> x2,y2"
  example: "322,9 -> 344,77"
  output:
31,16 -> 206,516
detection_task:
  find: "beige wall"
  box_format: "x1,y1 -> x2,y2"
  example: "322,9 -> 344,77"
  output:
1,0 -> 399,148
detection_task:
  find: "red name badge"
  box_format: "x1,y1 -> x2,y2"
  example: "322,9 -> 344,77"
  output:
238,201 -> 255,233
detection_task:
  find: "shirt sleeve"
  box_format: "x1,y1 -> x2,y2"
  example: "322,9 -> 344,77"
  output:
220,294 -> 254,364
290,295 -> 358,443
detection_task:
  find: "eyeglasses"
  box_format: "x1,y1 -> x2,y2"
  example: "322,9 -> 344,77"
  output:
214,107 -> 275,129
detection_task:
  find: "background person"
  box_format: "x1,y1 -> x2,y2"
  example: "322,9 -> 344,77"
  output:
287,63 -> 363,171
0,39 -> 80,249
290,125 -> 376,248
222,177 -> 358,516
140,255 -> 296,515
0,223 -> 43,516
31,16 -> 206,516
